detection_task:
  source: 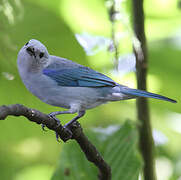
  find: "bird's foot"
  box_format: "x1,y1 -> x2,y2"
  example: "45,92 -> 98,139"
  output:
55,122 -> 73,142
64,110 -> 85,128
48,113 -> 61,126
48,114 -> 62,142
64,121 -> 73,129
46,113 -> 74,142
49,111 -> 59,117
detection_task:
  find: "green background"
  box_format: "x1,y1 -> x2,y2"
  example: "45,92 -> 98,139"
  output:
0,0 -> 180,179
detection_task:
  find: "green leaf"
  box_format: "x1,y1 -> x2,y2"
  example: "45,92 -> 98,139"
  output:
102,121 -> 142,180
51,121 -> 142,180
51,140 -> 98,180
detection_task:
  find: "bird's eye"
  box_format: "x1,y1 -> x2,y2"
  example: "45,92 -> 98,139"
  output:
25,41 -> 29,46
39,52 -> 44,58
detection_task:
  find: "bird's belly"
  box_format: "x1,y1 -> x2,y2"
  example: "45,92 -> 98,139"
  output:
24,77 -> 102,110
41,86 -> 104,110
21,73 -> 110,111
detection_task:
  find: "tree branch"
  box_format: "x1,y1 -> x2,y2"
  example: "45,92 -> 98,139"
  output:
132,0 -> 156,180
0,104 -> 111,180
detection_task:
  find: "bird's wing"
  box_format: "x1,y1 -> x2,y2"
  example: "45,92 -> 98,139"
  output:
43,66 -> 116,87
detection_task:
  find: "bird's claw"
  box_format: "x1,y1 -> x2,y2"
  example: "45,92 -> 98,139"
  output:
55,125 -> 73,142
54,122 -> 62,142
48,113 -> 61,126
41,113 -> 59,132
44,113 -> 73,142
48,112 -> 58,117
48,114 -> 62,142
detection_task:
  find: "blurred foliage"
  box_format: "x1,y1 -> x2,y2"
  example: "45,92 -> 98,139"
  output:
52,121 -> 142,180
0,0 -> 181,179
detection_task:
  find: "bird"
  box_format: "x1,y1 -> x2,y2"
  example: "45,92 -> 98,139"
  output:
17,39 -> 177,128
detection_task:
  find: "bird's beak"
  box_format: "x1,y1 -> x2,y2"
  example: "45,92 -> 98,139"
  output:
26,47 -> 36,58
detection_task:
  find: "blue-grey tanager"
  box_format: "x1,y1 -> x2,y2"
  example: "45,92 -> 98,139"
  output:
17,39 -> 177,127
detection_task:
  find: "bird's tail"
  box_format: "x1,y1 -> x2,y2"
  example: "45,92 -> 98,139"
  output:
120,87 -> 177,103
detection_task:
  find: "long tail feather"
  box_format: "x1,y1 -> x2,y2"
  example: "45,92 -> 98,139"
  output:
120,87 -> 177,103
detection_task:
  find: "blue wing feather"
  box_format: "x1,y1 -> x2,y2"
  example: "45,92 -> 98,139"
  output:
43,67 -> 116,87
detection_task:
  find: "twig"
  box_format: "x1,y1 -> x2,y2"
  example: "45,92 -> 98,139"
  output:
0,104 -> 111,180
109,0 -> 119,71
132,0 -> 156,180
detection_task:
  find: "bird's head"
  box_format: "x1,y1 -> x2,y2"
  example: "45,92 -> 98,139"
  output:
17,39 -> 50,73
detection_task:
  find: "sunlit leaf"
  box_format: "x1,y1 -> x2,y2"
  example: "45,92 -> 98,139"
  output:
14,164 -> 54,180
2,72 -> 15,80
75,33 -> 112,56
153,129 -> 168,146
117,53 -> 136,76
0,0 -> 24,24
155,157 -> 173,180
1,0 -> 14,25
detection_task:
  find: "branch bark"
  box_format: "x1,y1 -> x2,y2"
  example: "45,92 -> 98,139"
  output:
0,104 -> 111,180
132,0 -> 156,180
